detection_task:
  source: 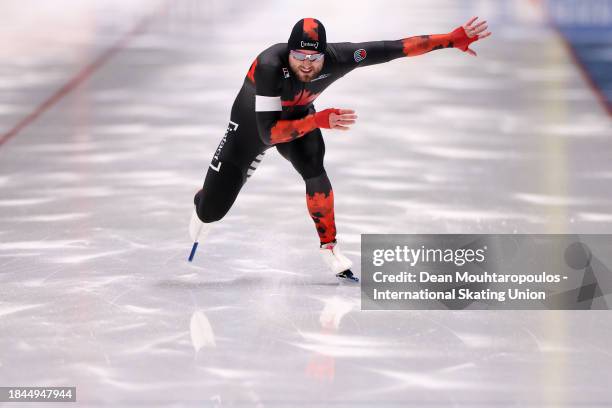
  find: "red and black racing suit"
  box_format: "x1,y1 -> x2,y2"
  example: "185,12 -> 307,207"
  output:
194,30 -> 471,244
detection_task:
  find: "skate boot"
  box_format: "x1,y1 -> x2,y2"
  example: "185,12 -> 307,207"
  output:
320,241 -> 359,283
188,209 -> 212,262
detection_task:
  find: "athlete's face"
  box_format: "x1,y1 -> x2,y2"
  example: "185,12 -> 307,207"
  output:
288,49 -> 324,82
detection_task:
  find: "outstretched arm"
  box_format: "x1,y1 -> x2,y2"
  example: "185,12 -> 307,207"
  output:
400,17 -> 491,57
328,17 -> 491,70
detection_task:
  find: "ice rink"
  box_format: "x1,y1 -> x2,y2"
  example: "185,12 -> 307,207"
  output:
1,0 -> 612,406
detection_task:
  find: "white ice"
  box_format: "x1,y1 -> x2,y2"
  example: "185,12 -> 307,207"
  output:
1,0 -> 612,407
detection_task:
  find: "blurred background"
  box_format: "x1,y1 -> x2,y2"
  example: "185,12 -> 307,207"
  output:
1,0 -> 611,407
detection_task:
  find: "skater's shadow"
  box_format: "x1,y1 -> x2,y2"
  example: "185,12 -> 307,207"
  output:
156,276 -> 343,290
307,282 -> 343,287
156,274 -> 265,290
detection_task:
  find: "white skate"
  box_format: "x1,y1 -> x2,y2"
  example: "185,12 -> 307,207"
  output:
188,209 -> 212,262
320,242 -> 359,283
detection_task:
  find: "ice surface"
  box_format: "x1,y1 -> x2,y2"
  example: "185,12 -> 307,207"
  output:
1,0 -> 611,406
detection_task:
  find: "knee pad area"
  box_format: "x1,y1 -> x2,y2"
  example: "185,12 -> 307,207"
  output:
296,161 -> 325,181
195,162 -> 244,223
305,171 -> 331,195
196,201 -> 224,223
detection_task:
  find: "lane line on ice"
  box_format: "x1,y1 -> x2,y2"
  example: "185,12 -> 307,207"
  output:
0,1 -> 169,147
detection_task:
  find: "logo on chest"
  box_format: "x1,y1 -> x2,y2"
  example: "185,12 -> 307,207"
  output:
311,73 -> 331,82
282,89 -> 321,107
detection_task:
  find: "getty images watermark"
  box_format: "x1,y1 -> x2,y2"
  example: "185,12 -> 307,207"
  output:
361,234 -> 612,310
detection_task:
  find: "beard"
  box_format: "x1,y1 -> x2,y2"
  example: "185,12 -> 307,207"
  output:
290,64 -> 323,82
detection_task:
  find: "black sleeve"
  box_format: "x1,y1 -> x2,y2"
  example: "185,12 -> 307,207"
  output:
253,63 -> 283,145
326,40 -> 405,76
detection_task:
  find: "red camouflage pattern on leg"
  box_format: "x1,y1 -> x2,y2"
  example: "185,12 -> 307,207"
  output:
306,190 -> 336,244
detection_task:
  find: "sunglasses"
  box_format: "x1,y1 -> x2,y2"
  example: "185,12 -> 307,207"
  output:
290,50 -> 324,62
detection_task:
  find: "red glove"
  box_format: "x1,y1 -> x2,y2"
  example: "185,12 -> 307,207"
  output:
449,26 -> 478,52
314,108 -> 341,129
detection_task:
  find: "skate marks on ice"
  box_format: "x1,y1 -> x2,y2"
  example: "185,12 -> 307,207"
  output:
1,0 -> 612,406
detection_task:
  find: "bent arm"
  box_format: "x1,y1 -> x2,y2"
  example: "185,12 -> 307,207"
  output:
256,105 -> 319,145
252,63 -> 310,145
254,62 -> 340,145
256,104 -> 341,145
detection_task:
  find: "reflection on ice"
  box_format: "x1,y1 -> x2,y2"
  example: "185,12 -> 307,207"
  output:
0,303 -> 46,318
190,310 -> 216,352
0,240 -> 88,250
0,197 -> 55,207
411,144 -> 522,160
0,0 -> 611,405
371,368 -> 475,390
12,213 -> 89,222
578,212 -> 612,222
514,192 -> 604,206
317,295 -> 357,329
205,367 -> 269,380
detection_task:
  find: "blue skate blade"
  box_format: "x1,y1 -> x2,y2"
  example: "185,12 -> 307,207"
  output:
188,241 -> 199,262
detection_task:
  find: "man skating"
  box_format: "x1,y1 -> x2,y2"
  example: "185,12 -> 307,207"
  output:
189,17 -> 491,282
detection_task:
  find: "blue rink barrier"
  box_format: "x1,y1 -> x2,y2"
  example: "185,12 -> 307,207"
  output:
546,0 -> 612,113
